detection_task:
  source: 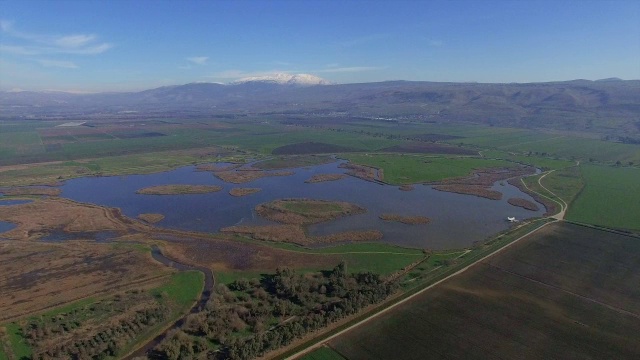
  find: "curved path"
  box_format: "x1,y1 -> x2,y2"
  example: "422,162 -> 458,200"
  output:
536,170 -> 568,220
123,246 -> 214,359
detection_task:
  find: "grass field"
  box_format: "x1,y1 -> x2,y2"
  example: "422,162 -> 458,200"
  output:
341,154 -> 510,184
567,165 -> 640,230
299,346 -> 346,360
329,222 -> 640,359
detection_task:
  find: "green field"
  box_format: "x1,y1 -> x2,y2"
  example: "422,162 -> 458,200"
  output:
300,346 -> 346,360
567,165 -> 640,230
342,154 -> 510,184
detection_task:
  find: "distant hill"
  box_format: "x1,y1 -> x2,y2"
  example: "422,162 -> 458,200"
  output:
1,79 -> 639,136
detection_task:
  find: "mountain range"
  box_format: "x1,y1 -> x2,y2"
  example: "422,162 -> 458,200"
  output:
1,75 -> 639,136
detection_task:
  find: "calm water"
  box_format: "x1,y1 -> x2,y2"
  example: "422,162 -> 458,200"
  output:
0,200 -> 32,236
60,160 -> 545,249
0,221 -> 15,234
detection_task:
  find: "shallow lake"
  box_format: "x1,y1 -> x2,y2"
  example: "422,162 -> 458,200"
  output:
0,200 -> 32,236
60,160 -> 545,249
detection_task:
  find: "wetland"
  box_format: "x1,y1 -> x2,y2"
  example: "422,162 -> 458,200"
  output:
55,159 -> 545,249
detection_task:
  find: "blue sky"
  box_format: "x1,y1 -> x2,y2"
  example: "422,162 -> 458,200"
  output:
1,0 -> 639,92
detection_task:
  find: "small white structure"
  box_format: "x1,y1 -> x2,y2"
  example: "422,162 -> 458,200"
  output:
507,216 -> 518,222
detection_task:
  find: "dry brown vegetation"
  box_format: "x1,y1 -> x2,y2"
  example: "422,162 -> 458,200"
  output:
305,174 -> 347,183
508,178 -> 556,216
379,214 -> 430,224
0,186 -> 61,196
138,213 -> 165,223
314,230 -> 383,244
221,225 -> 306,244
160,234 -> 341,272
229,187 -> 262,197
220,199 -> 376,246
255,199 -> 365,225
0,198 -> 132,239
0,240 -> 171,322
432,184 -> 503,200
330,222 -> 640,360
195,163 -> 242,172
212,170 -> 294,184
136,184 -> 222,195
399,185 -> 414,191
430,166 -> 536,200
507,197 -> 540,211
220,225 -> 382,246
338,163 -> 382,182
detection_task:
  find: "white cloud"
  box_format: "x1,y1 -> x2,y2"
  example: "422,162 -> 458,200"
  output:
55,34 -> 97,48
0,20 -> 112,56
187,56 -> 208,65
36,59 -> 78,69
0,44 -> 39,55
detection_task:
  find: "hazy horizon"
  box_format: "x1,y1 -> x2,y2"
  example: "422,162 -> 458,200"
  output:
1,0 -> 639,92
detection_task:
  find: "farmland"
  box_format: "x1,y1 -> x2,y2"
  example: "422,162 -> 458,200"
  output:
328,222 -> 640,359
0,111 -> 638,359
567,165 -> 640,230
340,154 -> 511,184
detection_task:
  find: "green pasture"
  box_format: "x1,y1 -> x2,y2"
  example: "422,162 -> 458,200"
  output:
441,126 -> 640,164
152,271 -> 203,307
342,154 -> 511,184
482,149 -> 574,170
566,165 -> 640,231
300,346 -> 346,360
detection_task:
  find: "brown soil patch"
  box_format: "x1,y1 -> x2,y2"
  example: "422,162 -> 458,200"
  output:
379,214 -> 430,224
507,198 -> 540,211
136,184 -> 222,195
305,174 -> 348,183
138,213 -> 165,223
255,198 -> 366,225
0,186 -> 61,196
0,240 -> 171,322
399,185 -> 414,191
229,187 -> 262,197
432,185 -> 503,200
213,170 -> 294,184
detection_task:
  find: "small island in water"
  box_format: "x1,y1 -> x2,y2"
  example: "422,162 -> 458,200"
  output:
136,184 -> 223,195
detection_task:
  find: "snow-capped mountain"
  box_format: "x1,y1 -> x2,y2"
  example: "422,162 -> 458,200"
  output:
230,73 -> 332,86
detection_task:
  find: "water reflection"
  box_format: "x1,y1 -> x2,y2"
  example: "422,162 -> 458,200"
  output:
60,160 -> 545,249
